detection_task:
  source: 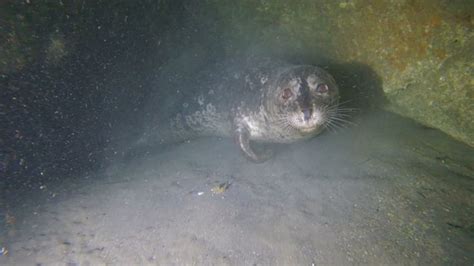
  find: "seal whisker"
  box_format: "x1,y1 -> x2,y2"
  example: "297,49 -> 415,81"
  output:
328,115 -> 356,125
330,119 -> 356,128
330,99 -> 353,107
326,106 -> 358,113
330,119 -> 349,129
323,101 -> 357,131
330,109 -> 358,115
330,113 -> 352,119
330,117 -> 356,129
328,115 -> 354,122
324,121 -> 344,133
338,100 -> 353,106
324,124 -> 336,132
274,115 -> 291,127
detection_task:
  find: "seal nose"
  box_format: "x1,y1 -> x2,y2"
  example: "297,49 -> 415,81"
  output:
303,109 -> 312,121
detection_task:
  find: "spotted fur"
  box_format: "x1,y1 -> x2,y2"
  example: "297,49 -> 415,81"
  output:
141,58 -> 342,162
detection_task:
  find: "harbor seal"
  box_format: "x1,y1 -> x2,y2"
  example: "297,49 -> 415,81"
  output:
137,57 -> 341,162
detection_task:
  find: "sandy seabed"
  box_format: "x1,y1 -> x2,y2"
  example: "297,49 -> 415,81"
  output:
1,111 -> 473,265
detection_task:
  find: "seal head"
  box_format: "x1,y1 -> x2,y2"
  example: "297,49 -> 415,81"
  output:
235,65 -> 340,162
268,65 -> 339,136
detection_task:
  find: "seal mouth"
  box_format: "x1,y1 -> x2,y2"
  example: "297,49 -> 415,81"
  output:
298,127 -> 320,135
287,108 -> 326,134
299,124 -> 320,132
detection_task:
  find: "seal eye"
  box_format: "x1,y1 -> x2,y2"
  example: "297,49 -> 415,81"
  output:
316,83 -> 329,93
281,88 -> 293,100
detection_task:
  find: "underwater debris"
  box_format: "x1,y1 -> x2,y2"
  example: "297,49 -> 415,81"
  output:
0,247 -> 8,256
211,181 -> 232,194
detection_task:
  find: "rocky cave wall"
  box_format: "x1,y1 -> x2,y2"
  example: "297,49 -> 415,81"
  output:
204,0 -> 474,147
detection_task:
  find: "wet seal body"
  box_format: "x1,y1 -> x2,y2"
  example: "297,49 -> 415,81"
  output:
140,57 -> 340,162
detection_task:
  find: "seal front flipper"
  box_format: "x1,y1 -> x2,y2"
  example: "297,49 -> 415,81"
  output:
235,126 -> 273,163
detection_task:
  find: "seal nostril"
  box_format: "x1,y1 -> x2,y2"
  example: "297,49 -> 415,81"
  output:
303,109 -> 311,121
